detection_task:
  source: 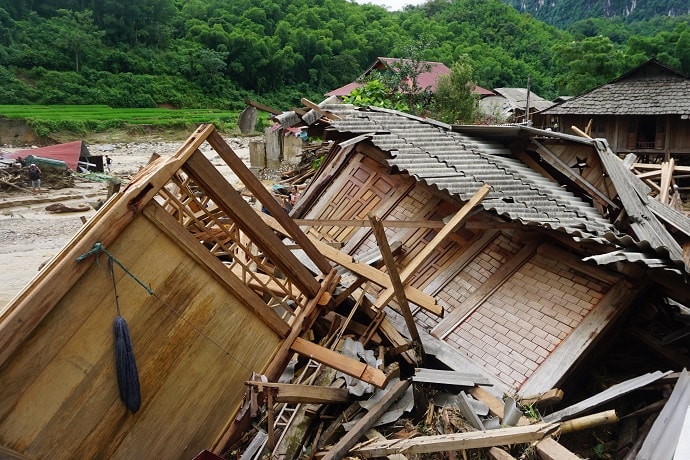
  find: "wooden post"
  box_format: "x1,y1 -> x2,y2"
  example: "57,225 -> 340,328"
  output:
368,213 -> 424,358
267,389 -> 275,450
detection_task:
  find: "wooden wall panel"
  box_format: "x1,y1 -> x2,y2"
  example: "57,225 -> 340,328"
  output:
0,214 -> 281,460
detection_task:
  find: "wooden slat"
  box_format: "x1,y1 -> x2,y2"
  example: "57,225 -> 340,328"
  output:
536,437 -> 581,460
294,219 -> 445,228
244,382 -> 349,404
351,423 -> 560,457
184,149 -> 321,297
413,368 -> 491,386
205,128 -> 332,275
372,184 -> 491,312
431,241 -> 538,339
290,337 -> 387,389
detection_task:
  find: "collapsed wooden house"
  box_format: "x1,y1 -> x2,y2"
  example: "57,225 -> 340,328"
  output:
2,98 -> 690,458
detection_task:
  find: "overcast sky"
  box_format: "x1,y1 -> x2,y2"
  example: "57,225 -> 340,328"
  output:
354,0 -> 427,10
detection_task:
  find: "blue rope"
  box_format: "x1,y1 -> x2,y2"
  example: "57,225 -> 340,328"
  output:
77,243 -> 154,295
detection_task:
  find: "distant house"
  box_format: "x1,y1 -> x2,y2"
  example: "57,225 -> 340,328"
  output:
326,57 -> 493,98
478,87 -> 555,125
542,59 -> 690,160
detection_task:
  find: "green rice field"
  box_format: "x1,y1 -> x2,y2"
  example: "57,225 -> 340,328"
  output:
0,105 -> 250,137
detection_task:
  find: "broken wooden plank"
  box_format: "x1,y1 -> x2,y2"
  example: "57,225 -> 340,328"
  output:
369,213 -> 422,353
535,437 -> 580,460
290,337 -> 387,389
351,422 -> 560,457
294,219 -> 446,228
543,370 -> 672,423
243,381 -> 349,404
413,368 -> 492,387
321,379 -> 411,460
520,389 -> 564,409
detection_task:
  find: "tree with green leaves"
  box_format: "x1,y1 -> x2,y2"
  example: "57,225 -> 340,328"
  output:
51,9 -> 104,73
428,56 -> 479,124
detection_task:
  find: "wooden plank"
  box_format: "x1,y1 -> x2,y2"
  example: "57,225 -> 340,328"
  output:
413,368 -> 492,386
536,437 -> 580,460
520,389 -> 564,408
351,423 -> 559,457
322,379 -> 411,460
243,382 -> 349,404
520,279 -> 648,396
487,447 -> 517,460
432,241 -> 538,339
205,128 -> 332,275
184,149 -> 321,297
369,213 -> 421,351
290,337 -> 387,389
372,184 -> 491,312
659,158 -> 674,204
258,212 -> 441,316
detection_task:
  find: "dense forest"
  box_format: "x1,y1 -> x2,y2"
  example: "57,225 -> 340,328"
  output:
0,0 -> 689,110
505,0 -> 690,28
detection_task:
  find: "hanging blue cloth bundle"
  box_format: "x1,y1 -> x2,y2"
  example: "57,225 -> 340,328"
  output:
114,315 -> 141,413
77,243 -> 145,414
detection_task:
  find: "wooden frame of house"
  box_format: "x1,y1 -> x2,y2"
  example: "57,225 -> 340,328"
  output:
0,124 -> 395,459
282,103 -> 690,399
542,59 -> 690,161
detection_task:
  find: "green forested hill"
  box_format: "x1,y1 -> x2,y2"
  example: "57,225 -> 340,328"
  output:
503,0 -> 689,28
0,0 -> 688,110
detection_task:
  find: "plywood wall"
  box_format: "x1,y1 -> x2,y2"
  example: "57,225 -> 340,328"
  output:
0,212 -> 281,459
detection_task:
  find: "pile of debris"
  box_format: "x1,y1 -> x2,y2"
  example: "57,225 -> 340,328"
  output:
0,163 -> 74,192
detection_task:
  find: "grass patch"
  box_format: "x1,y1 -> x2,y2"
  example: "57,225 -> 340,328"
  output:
0,105 -> 270,140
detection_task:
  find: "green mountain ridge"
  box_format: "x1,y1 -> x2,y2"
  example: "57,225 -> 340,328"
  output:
504,0 -> 690,27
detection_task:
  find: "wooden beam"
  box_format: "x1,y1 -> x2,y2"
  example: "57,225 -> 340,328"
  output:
294,219 -> 446,228
244,98 -> 282,115
519,279 -> 648,396
204,128 -> 333,275
301,98 -> 340,120
290,337 -> 387,389
520,389 -> 564,409
243,381 -> 349,404
535,437 -> 580,460
432,241 -> 538,339
321,379 -> 411,460
532,139 -> 618,210
351,423 -> 560,457
659,158 -> 674,204
372,184 -> 491,312
369,213 -> 422,354
184,149 -> 321,297
258,212 -> 442,316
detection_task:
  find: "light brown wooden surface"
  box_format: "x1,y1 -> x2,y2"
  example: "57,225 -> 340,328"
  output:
0,214 -> 281,459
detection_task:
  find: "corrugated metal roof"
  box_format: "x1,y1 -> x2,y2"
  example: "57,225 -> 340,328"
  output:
328,108 -> 615,239
293,103 -> 689,273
